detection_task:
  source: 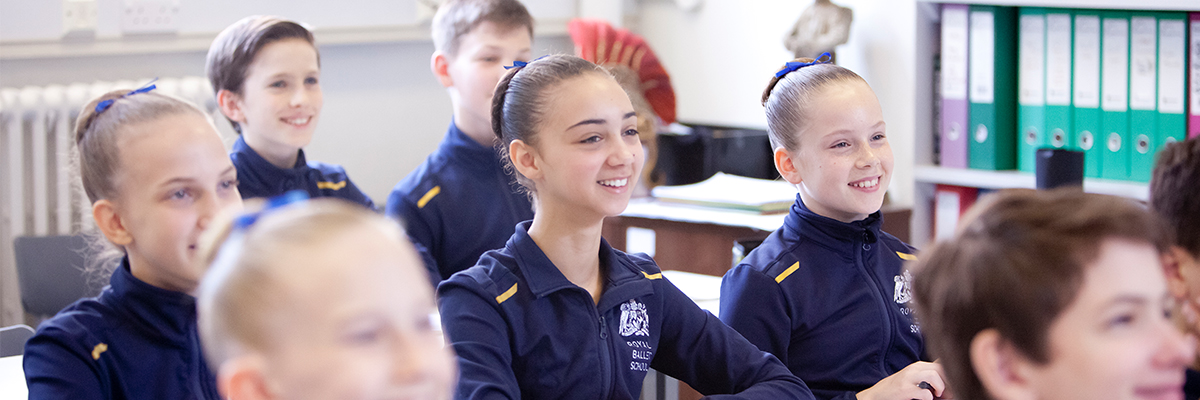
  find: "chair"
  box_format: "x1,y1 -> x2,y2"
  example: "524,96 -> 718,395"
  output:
13,235 -> 103,320
0,324 -> 34,357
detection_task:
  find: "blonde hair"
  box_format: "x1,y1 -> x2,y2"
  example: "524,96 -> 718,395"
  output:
196,199 -> 410,368
74,89 -> 209,281
761,58 -> 867,152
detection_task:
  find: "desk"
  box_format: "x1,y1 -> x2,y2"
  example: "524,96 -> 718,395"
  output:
604,199 -> 912,277
0,355 -> 26,399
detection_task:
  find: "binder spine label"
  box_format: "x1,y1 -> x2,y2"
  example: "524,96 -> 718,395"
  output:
1129,16 -> 1157,111
1074,15 -> 1101,108
1020,14 -> 1046,106
1046,14 -> 1073,106
942,7 -> 970,101
1159,19 -> 1185,115
1102,18 -> 1129,112
971,11 -> 997,104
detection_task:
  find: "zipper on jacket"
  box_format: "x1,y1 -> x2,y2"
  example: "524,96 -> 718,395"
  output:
855,228 -> 895,373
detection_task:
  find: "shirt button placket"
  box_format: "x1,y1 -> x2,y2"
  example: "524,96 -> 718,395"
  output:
599,316 -> 607,339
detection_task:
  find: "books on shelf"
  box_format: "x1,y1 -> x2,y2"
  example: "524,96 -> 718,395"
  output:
936,4 -> 1194,182
649,172 -> 796,214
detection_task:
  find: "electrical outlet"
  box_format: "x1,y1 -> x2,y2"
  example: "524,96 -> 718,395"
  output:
62,0 -> 98,35
121,0 -> 179,35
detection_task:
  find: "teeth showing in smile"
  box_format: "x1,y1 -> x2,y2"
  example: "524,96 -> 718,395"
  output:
598,178 -> 628,188
284,117 -> 311,126
851,178 -> 879,189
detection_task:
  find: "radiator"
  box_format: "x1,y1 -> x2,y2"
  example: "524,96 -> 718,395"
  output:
0,77 -> 216,326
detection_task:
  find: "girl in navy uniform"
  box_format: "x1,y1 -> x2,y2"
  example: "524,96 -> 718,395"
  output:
196,198 -> 457,400
23,87 -> 242,399
719,55 -> 949,400
437,54 -> 811,399
207,16 -> 375,209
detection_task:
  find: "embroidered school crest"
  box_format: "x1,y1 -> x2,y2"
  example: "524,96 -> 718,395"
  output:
894,270 -> 914,304
619,300 -> 649,337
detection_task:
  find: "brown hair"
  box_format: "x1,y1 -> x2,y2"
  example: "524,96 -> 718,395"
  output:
1150,137 -> 1200,256
197,199 -> 411,367
911,188 -> 1169,400
74,89 -> 208,204
205,15 -> 316,134
491,54 -> 608,194
761,58 -> 867,151
432,0 -> 533,58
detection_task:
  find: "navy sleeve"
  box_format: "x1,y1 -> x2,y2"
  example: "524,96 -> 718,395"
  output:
23,324 -> 106,400
652,277 -> 813,399
387,189 -> 441,279
438,277 -> 520,400
409,238 -> 441,288
719,264 -> 793,365
339,175 -> 376,211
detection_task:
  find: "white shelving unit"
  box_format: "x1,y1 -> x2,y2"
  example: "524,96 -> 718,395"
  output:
908,0 -> 1198,248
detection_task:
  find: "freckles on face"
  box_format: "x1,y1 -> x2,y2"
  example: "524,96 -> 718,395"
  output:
789,80 -> 891,223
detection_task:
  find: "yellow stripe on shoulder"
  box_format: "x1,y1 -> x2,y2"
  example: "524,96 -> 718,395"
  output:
91,343 -> 108,360
775,262 -> 800,283
896,251 -> 918,261
495,283 -> 518,304
642,271 -> 662,280
316,180 -> 347,190
417,186 -> 442,208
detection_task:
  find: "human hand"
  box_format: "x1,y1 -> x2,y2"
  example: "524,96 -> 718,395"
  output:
855,361 -> 952,400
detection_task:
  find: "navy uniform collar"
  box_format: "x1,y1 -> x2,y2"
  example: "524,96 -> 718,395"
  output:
232,135 -> 309,176
506,221 -> 655,311
440,120 -> 504,171
784,194 -> 884,245
108,257 -> 198,343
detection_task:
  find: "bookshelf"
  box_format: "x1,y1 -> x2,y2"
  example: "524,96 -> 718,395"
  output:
908,0 -> 1198,248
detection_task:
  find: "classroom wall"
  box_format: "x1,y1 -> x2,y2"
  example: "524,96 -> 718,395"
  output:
633,0 -> 918,207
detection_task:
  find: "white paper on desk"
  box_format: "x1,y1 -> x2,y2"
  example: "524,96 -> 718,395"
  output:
621,200 -> 788,232
661,270 -> 723,317
650,173 -> 797,213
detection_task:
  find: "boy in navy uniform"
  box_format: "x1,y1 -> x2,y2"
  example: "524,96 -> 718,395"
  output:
386,0 -> 535,280
207,16 -> 375,208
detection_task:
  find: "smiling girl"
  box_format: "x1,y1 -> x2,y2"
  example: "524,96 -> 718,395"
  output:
437,54 -> 811,399
23,88 -> 243,399
719,56 -> 947,400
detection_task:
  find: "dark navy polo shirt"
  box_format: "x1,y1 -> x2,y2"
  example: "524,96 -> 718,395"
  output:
23,257 -> 219,400
438,221 -> 813,400
720,196 -> 925,400
386,121 -> 533,280
231,135 -> 375,209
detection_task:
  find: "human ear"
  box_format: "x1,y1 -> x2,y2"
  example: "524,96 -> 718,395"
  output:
92,199 -> 132,247
969,329 -> 1038,400
774,147 -> 803,185
431,52 -> 453,88
509,140 -> 542,182
216,89 -> 246,124
218,356 -> 276,400
1164,247 -> 1192,299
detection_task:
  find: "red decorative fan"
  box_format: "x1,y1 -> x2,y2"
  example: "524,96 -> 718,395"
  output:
568,18 -> 677,124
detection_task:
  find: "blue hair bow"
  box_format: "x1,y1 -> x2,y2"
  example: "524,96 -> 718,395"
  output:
94,78 -> 159,114
232,190 -> 309,230
504,55 -> 549,70
774,52 -> 833,78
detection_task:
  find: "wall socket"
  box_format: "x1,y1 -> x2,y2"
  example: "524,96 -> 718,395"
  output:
62,0 -> 98,35
121,0 -> 180,34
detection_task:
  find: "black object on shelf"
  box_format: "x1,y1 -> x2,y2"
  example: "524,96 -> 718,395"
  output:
1035,148 -> 1084,190
653,123 -> 779,186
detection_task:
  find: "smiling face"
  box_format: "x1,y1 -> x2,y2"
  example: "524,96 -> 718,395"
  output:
1018,238 -> 1193,400
263,228 -> 457,400
440,21 -> 532,145
226,38 -> 323,164
514,73 -> 642,221
778,79 -> 891,223
110,112 -> 243,293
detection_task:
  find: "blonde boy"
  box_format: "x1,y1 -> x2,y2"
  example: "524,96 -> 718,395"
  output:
386,0 -> 535,280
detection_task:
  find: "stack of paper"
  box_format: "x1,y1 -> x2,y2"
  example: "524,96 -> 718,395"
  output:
650,172 -> 797,214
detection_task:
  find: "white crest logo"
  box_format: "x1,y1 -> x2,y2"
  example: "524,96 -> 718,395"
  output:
894,270 -> 914,304
619,300 -> 649,337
